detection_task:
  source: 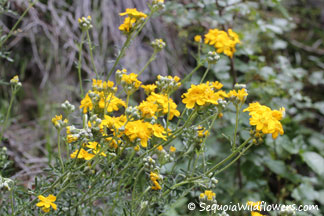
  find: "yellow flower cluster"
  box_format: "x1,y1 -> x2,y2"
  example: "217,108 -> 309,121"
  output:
79,80 -> 126,114
36,194 -> 57,213
124,120 -> 166,147
150,172 -> 162,190
204,28 -> 240,58
70,141 -> 106,161
119,8 -> 147,33
199,190 -> 216,201
243,102 -> 285,139
51,115 -> 68,129
228,88 -> 248,102
182,82 -> 227,109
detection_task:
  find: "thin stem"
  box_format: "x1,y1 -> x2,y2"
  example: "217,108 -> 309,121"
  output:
86,30 -> 98,79
10,189 -> 14,216
232,104 -> 239,151
138,50 -> 157,76
57,129 -> 64,173
107,11 -> 154,80
200,64 -> 211,83
0,1 -> 37,48
0,86 -> 16,142
78,31 -> 85,98
181,61 -> 205,85
230,57 -> 236,86
214,142 -> 254,176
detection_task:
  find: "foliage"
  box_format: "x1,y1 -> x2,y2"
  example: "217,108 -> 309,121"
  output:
0,0 -> 324,216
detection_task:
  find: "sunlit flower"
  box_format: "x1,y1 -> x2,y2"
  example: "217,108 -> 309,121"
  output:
138,101 -> 158,118
147,93 -> 180,120
204,28 -> 240,58
119,8 -> 147,19
141,84 -> 157,95
228,88 -> 248,102
182,82 -> 227,109
124,120 -> 152,147
80,94 -> 93,113
36,194 -> 57,213
119,17 -> 136,33
70,148 -> 95,160
243,102 -> 284,139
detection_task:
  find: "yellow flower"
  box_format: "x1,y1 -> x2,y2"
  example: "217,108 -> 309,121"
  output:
204,28 -> 240,58
157,145 -> 163,151
150,172 -> 162,190
124,120 -> 152,147
150,124 -> 167,140
134,145 -> 140,151
243,102 -> 284,139
52,115 -> 62,127
169,146 -> 176,153
138,101 -> 158,118
119,8 -> 147,19
80,94 -> 93,113
141,84 -> 157,95
194,35 -> 202,43
200,190 -> 216,201
119,17 -> 136,33
70,148 -> 95,160
228,88 -> 248,102
102,94 -> 126,112
147,93 -> 180,120
86,141 -> 106,157
211,81 -> 223,90
67,134 -> 78,143
182,82 -> 227,109
36,194 -> 57,213
121,73 -> 142,93
10,75 -> 19,84
100,115 -> 127,131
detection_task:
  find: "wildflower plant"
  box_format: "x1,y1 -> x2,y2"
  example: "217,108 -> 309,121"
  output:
0,1 -> 287,216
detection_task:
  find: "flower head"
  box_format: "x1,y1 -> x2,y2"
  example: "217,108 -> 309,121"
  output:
182,82 -> 227,109
36,194 -> 57,213
194,35 -> 202,43
204,28 -> 240,58
119,8 -> 147,19
243,102 -> 284,139
80,94 -> 93,113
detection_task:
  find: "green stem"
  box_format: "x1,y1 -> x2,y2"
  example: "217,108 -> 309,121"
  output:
107,34 -> 132,80
200,64 -> 211,83
214,142 -> 254,176
0,1 -> 37,48
181,61 -> 205,85
232,104 -> 240,151
86,30 -> 98,79
57,129 -> 64,173
78,31 -> 85,98
138,50 -> 157,76
107,10 -> 154,80
162,138 -> 253,197
10,189 -> 14,216
0,86 -> 16,142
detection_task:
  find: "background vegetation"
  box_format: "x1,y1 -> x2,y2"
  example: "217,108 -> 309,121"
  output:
0,0 -> 323,215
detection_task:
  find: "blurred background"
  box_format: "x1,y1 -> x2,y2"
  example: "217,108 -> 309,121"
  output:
1,0 -> 323,215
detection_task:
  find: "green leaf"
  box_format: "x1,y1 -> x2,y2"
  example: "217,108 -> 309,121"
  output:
302,152 -> 324,177
264,159 -> 299,183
